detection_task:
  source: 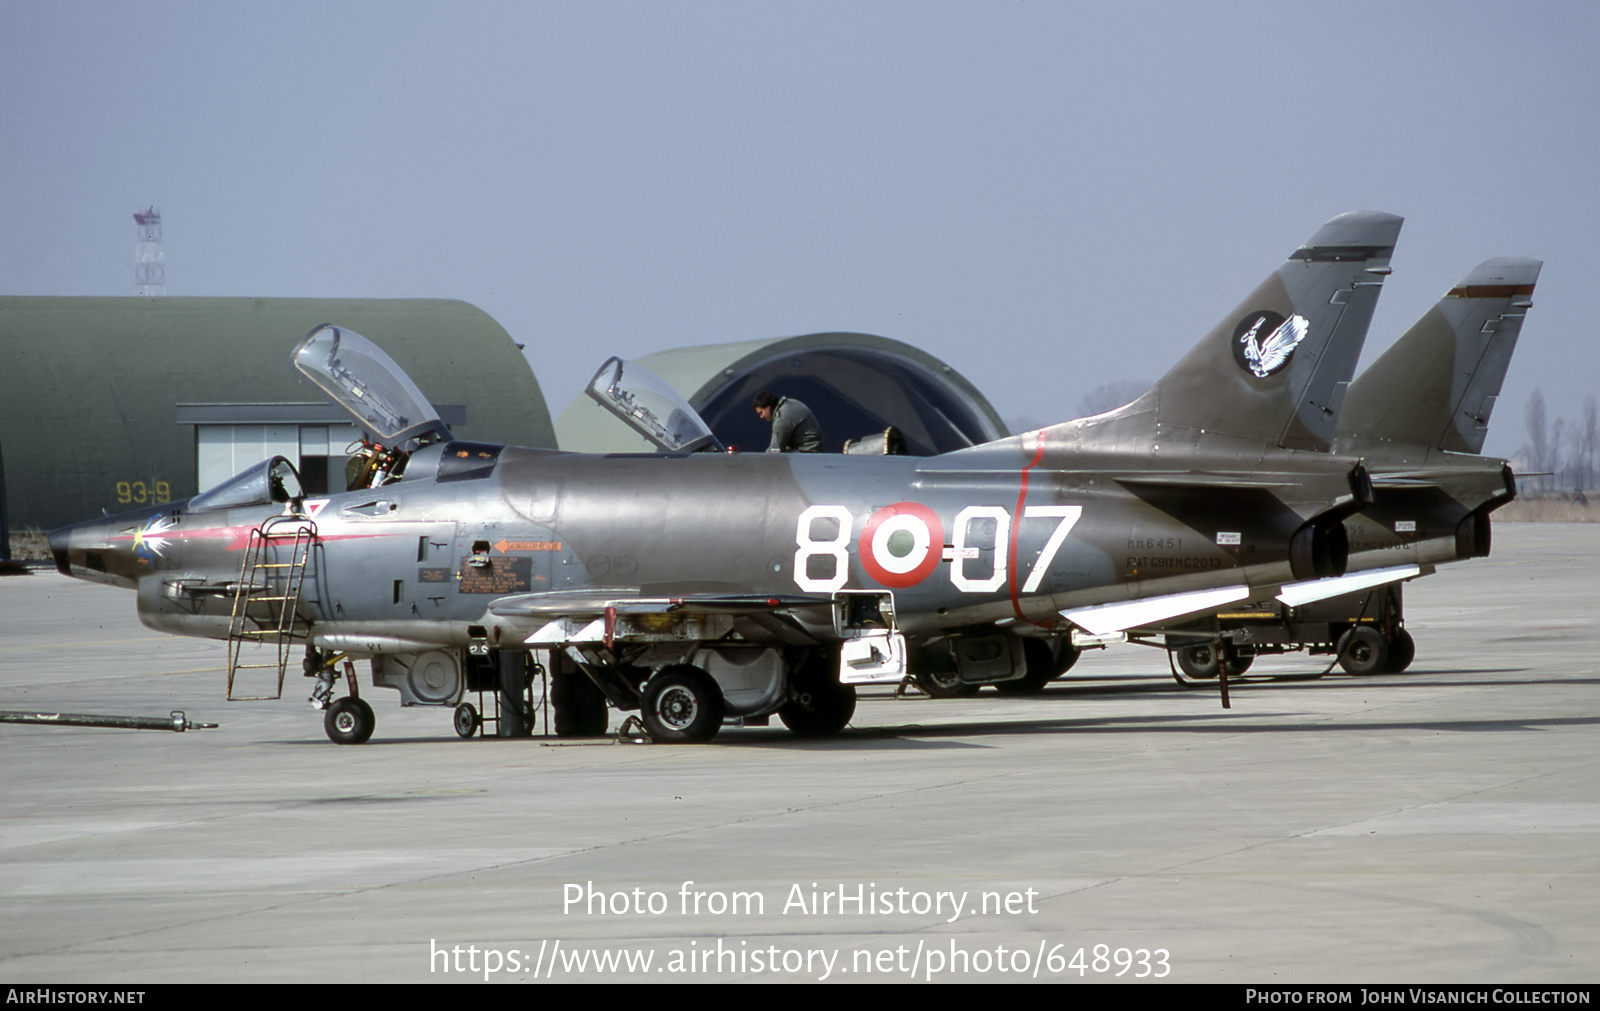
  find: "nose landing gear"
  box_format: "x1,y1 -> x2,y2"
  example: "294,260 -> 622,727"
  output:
324,696 -> 375,745
304,647 -> 372,744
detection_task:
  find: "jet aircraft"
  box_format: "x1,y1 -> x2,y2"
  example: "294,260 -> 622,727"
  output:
50,211 -> 1405,744
1151,257 -> 1540,684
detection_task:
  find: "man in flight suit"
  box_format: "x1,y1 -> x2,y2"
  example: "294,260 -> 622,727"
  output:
752,391 -> 826,453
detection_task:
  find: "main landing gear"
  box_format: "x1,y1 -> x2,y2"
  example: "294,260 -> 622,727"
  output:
641,666 -> 724,744
992,638 -> 1081,694
778,654 -> 856,737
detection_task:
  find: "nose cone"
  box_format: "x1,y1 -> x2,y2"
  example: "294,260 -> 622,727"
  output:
48,507 -> 177,590
48,524 -> 72,575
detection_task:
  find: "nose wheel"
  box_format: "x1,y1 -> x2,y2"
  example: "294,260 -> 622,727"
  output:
304,649 -> 375,744
324,697 -> 375,744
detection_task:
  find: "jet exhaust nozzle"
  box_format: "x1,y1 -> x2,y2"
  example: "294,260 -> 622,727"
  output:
1290,518 -> 1349,581
1455,509 -> 1492,560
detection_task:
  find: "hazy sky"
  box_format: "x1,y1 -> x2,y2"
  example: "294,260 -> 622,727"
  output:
4,1 -> 1596,456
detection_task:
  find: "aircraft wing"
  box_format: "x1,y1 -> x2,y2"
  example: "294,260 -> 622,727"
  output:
1061,563 -> 1429,639
1114,471 -> 1339,490
1061,585 -> 1254,637
1114,466 -> 1372,509
1272,564 -> 1423,608
1369,467 -> 1514,490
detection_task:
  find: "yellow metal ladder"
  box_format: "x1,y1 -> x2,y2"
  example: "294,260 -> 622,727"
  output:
226,514 -> 318,700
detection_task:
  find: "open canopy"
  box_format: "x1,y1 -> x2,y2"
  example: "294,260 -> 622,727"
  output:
584,356 -> 723,453
291,324 -> 453,446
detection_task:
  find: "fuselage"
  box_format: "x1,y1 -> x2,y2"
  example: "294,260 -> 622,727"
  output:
52,437 -> 1361,653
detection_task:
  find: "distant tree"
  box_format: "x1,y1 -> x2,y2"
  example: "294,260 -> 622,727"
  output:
1524,389 -> 1549,494
1580,396 -> 1597,494
1077,380 -> 1148,419
1552,417 -> 1567,493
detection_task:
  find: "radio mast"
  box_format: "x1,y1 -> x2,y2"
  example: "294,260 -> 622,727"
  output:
134,207 -> 165,295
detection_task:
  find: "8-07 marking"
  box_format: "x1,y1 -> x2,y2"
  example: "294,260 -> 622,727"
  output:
794,502 -> 1082,594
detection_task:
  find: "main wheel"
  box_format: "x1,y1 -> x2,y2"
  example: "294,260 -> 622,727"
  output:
1337,626 -> 1390,676
1383,627 -> 1415,673
552,668 -> 609,736
641,666 -> 723,743
779,655 -> 856,737
453,702 -> 480,739
1170,643 -> 1253,686
913,669 -> 978,698
324,697 -> 375,745
1053,639 -> 1081,677
993,638 -> 1058,694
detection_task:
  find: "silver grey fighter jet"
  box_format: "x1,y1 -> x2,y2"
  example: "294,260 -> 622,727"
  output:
49,211 -> 1403,744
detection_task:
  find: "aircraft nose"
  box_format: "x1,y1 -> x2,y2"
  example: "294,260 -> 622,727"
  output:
46,512 -> 148,588
48,524 -> 72,575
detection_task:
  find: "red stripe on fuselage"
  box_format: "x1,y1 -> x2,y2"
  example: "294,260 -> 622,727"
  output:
1008,430 -> 1048,623
107,525 -> 412,552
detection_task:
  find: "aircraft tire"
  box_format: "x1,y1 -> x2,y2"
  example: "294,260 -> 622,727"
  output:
993,638 -> 1057,694
1170,644 -> 1253,686
1337,626 -> 1389,676
1382,628 -> 1415,674
913,670 -> 978,699
324,697 -> 375,745
552,668 -> 609,737
453,702 -> 480,739
780,657 -> 856,737
642,666 -> 723,744
1053,639 -> 1081,678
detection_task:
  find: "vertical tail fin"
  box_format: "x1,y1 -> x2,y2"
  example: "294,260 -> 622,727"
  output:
1339,257 -> 1541,455
1081,212 -> 1402,457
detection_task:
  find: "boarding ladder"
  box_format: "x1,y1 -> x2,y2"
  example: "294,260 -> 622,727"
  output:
225,514 -> 318,700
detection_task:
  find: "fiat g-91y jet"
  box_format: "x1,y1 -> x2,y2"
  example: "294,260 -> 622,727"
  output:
50,212 -> 1404,743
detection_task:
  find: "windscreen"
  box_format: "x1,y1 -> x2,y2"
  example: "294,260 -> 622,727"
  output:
190,456 -> 303,512
291,325 -> 452,445
583,357 -> 723,453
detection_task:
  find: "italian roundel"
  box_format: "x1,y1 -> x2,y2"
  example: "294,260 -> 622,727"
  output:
859,502 -> 944,588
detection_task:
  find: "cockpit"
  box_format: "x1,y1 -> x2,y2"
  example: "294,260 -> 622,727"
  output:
189,456 -> 305,512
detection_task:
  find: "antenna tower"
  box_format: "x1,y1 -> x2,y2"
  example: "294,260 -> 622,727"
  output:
134,207 -> 166,295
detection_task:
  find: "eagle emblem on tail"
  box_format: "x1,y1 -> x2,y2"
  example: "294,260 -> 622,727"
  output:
1237,313 -> 1308,377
